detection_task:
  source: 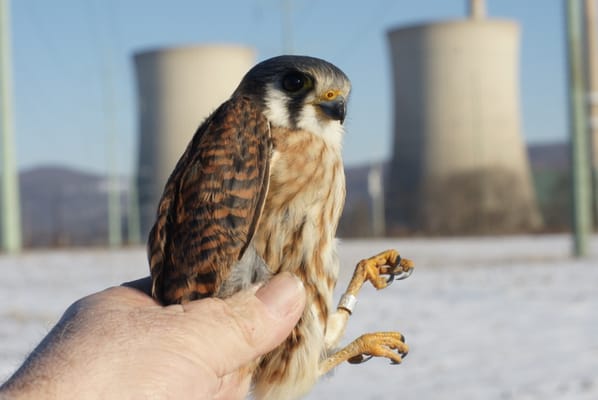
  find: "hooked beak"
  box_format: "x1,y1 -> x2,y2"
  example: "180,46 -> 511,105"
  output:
317,95 -> 347,124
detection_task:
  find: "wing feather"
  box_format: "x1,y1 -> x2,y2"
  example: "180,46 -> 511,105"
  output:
148,97 -> 272,304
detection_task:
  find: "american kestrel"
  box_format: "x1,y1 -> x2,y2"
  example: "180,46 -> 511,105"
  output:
148,55 -> 414,400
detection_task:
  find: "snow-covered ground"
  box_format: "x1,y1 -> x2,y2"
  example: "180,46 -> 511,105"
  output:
1,234 -> 597,399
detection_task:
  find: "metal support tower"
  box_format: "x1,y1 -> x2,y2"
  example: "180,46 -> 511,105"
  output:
0,0 -> 21,252
566,0 -> 593,257
584,0 -> 598,228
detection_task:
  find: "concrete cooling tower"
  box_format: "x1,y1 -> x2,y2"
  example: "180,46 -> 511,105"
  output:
385,14 -> 542,234
135,45 -> 255,237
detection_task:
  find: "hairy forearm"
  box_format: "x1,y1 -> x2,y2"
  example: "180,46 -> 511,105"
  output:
1,299 -> 115,399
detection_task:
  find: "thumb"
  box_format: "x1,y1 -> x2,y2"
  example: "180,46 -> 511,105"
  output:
185,272 -> 306,376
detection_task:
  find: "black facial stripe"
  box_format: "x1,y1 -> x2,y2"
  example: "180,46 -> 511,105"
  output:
286,91 -> 308,129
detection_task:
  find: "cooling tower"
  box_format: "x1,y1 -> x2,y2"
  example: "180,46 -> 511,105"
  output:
134,45 -> 255,237
386,18 -> 542,234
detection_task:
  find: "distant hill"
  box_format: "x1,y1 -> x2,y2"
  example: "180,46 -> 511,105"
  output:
19,165 -> 130,247
526,142 -> 569,171
16,142 -> 569,246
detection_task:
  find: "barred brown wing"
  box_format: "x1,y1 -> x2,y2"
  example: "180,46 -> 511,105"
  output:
148,97 -> 272,304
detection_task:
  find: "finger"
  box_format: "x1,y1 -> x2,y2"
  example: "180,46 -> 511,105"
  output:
121,277 -> 152,296
183,272 -> 306,376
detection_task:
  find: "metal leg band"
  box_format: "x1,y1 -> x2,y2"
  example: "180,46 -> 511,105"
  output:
338,293 -> 357,314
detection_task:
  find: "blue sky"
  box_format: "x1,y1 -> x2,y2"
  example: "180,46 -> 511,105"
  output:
9,0 -> 566,176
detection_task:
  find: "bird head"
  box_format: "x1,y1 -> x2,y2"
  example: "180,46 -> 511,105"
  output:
234,55 -> 351,146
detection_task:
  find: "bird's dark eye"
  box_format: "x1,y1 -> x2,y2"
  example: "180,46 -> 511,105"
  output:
282,72 -> 310,93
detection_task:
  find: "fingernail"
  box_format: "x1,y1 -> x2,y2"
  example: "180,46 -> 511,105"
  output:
256,272 -> 305,319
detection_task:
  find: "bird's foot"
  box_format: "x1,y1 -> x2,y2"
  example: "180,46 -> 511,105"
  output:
347,332 -> 408,365
320,331 -> 408,375
357,249 -> 414,290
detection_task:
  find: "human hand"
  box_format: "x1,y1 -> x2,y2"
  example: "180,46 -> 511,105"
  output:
0,272 -> 305,400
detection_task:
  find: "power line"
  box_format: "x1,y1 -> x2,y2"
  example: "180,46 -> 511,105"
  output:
86,0 -> 123,247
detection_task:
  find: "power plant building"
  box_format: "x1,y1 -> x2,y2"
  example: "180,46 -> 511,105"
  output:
385,10 -> 542,234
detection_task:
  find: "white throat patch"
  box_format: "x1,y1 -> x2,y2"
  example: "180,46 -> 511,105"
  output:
297,103 -> 344,149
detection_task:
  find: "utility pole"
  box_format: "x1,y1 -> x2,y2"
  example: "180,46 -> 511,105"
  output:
566,0 -> 593,257
99,58 -> 122,248
584,0 -> 598,227
94,5 -> 122,248
281,0 -> 293,53
127,178 -> 141,244
0,0 -> 21,253
368,163 -> 386,237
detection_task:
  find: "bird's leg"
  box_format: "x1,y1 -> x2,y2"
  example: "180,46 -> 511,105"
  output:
321,249 -> 414,376
331,249 -> 414,328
